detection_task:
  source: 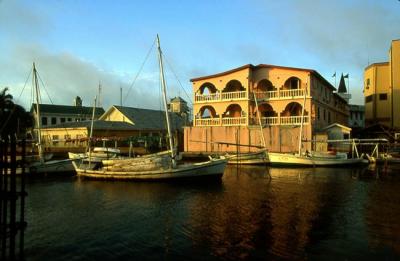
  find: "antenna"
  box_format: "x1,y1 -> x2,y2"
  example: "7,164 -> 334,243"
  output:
97,81 -> 102,107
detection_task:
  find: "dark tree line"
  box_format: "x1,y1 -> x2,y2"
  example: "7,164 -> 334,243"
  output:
0,87 -> 33,138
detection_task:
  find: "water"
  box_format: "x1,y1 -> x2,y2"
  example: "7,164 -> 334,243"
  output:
23,165 -> 400,260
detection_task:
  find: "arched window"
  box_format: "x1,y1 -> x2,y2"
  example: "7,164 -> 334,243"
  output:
198,105 -> 217,118
281,102 -> 307,116
256,79 -> 275,92
222,80 -> 245,92
224,104 -> 242,117
257,103 -> 277,117
283,77 -> 301,90
199,83 -> 217,94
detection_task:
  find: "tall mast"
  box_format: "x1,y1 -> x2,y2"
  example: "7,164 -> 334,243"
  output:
156,34 -> 176,167
253,93 -> 267,149
33,62 -> 44,162
88,96 -> 97,168
298,83 -> 307,156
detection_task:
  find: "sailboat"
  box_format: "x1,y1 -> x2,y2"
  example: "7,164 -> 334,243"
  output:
28,63 -> 76,174
265,86 -> 368,167
72,35 -> 227,180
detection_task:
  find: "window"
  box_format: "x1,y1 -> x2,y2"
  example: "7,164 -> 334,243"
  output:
41,117 -> 48,126
60,117 -> 66,123
317,107 -> 320,120
365,95 -> 373,103
51,117 -> 57,125
67,118 -> 72,122
52,135 -> 59,145
328,112 -> 331,123
379,93 -> 387,100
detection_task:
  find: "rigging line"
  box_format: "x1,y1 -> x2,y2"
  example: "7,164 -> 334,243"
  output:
0,69 -> 32,134
124,38 -> 157,105
36,69 -> 54,104
163,54 -> 193,107
15,69 -> 32,103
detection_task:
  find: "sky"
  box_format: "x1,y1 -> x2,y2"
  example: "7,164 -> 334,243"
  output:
1,0 -> 399,111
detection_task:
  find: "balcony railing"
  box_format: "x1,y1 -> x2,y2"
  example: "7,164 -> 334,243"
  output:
195,91 -> 247,102
195,115 -> 309,126
195,89 -> 306,103
254,89 -> 306,101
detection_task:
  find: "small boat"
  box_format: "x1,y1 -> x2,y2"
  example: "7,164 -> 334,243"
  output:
267,151 -> 368,167
73,35 -> 227,180
226,150 -> 267,165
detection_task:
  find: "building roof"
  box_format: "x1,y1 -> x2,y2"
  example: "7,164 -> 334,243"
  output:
170,96 -> 187,103
322,123 -> 352,132
41,120 -> 138,131
31,104 -> 105,116
364,62 -> 389,71
190,63 -> 336,91
108,106 -> 184,131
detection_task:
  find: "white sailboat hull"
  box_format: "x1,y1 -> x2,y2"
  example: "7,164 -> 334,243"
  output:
73,158 -> 227,180
267,152 -> 368,166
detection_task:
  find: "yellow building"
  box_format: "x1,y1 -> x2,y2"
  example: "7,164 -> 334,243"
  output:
185,64 -> 349,153
364,39 -> 400,129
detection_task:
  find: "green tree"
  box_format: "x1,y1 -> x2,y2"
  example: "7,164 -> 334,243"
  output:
0,87 -> 33,137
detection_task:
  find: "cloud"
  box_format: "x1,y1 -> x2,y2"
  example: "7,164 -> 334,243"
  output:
0,44 -> 168,111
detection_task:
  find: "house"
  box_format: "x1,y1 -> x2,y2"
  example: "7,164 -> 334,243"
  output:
184,64 -> 350,153
364,39 -> 400,130
40,105 -> 186,151
30,96 -> 105,127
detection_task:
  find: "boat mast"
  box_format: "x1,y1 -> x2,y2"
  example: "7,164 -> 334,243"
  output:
253,93 -> 267,149
298,83 -> 307,156
33,62 -> 44,163
156,34 -> 176,167
88,96 -> 97,168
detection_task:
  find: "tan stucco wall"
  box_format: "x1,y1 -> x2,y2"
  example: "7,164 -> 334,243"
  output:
184,125 -> 312,153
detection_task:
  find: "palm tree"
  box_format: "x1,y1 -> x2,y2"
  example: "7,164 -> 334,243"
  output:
0,87 -> 33,137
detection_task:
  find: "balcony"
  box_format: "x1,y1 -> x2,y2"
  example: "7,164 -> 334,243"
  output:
194,115 -> 309,127
195,91 -> 247,103
254,89 -> 306,101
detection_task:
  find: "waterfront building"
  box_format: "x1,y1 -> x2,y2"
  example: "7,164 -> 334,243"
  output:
184,64 -> 350,153
30,96 -> 105,127
364,39 -> 400,131
168,96 -> 191,125
349,104 -> 365,130
39,105 -> 185,151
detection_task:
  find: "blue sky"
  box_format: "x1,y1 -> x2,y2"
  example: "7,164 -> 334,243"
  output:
1,0 -> 399,110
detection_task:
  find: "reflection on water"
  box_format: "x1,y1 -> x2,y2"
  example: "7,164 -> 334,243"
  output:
24,165 -> 400,260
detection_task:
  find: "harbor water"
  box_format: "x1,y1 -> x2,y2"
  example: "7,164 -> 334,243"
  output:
24,164 -> 400,260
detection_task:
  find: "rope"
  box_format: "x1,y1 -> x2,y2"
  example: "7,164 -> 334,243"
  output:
124,38 -> 156,106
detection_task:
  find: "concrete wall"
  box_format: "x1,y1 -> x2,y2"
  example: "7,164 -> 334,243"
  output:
184,125 -> 313,153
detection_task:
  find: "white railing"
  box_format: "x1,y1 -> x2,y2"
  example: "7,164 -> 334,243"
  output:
221,117 -> 247,126
195,118 -> 221,126
261,117 -> 279,125
280,116 -> 309,125
252,88 -> 305,101
280,89 -> 305,98
195,91 -> 247,102
221,91 -> 247,100
254,91 -> 278,99
195,116 -> 310,126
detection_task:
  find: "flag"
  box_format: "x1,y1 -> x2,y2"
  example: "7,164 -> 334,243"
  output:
332,72 -> 336,77
343,74 -> 349,78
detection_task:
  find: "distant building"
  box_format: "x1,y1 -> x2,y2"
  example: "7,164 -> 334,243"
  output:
39,105 -> 186,150
30,102 -> 105,128
364,39 -> 400,130
168,96 -> 190,125
349,104 -> 365,130
185,64 -> 350,153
